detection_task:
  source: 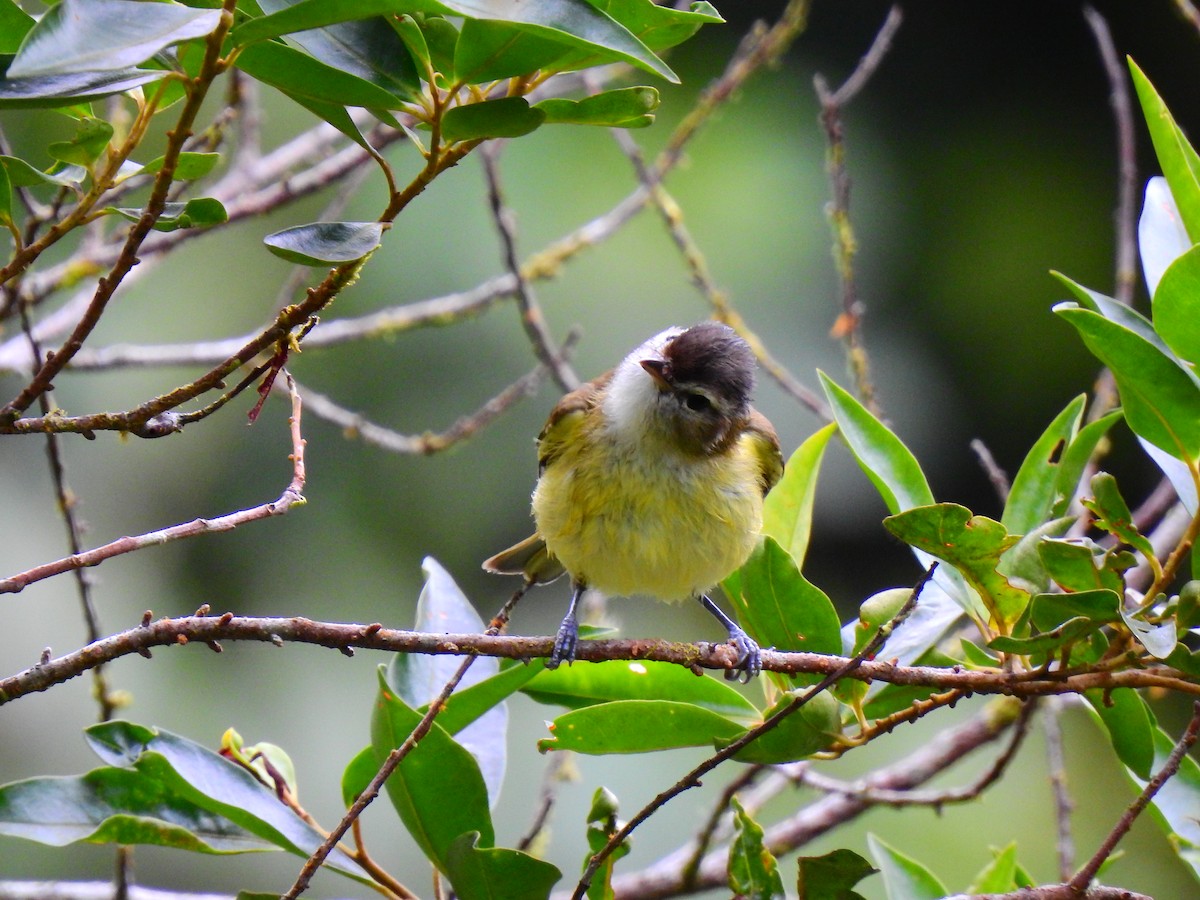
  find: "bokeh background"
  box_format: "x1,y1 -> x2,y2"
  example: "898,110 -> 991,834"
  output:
2,1 -> 1199,896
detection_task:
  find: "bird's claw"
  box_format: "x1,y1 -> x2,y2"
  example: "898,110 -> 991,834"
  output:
548,613 -> 578,669
723,626 -> 762,683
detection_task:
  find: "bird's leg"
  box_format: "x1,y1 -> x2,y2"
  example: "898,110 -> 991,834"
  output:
698,593 -> 761,682
548,580 -> 585,668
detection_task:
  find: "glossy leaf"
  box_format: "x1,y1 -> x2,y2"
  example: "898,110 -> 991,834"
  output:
520,659 -> 758,724
136,152 -> 221,181
539,700 -> 747,754
263,221 -> 383,265
455,18 -> 573,83
235,0 -> 409,45
1084,688 -> 1155,780
389,558 -> 507,803
0,0 -> 33,55
1139,176 -> 1189,297
796,848 -> 876,900
235,41 -> 406,111
434,659 -> 545,736
1129,60 -> 1200,244
391,15 -> 432,76
0,67 -> 167,107
1120,607 -> 1177,659
1038,538 -> 1127,594
83,721 -> 368,880
441,96 -> 546,141
988,616 -> 1104,657
371,668 -> 494,873
998,515 -> 1075,595
761,422 -> 837,566
1030,589 -> 1121,632
536,86 -> 659,128
884,504 -> 1029,632
256,0 -> 420,103
1141,722 -> 1200,880
728,691 -> 840,764
1139,438 -> 1198,516
46,116 -> 113,167
1083,472 -> 1155,560
108,198 -> 228,232
728,797 -> 784,900
1152,242 -> 1200,366
1055,303 -> 1200,463
0,767 -> 265,853
0,156 -> 84,188
279,90 -> 373,150
866,834 -> 948,900
339,745 -> 377,808
8,0 -> 220,79
444,832 -> 562,900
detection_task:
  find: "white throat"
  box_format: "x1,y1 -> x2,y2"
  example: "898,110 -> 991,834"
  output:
600,326 -> 683,445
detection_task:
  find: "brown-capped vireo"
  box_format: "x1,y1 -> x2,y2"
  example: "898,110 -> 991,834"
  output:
484,321 -> 783,680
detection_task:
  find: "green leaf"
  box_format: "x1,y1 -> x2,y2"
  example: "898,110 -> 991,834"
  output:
256,0 -> 420,103
422,16 -> 460,82
234,0 -> 409,45
107,197 -> 228,232
585,787 -> 629,900
1152,242 -> 1200,366
866,834 -> 948,900
0,66 -> 168,107
8,0 -> 220,79
535,86 -> 659,128
998,515 -> 1076,595
1030,589 -> 1121,632
441,96 -> 546,141
390,558 -> 508,803
339,745 -> 377,808
0,155 -> 84,188
884,504 -> 1030,632
762,423 -> 837,566
1083,472 -> 1156,560
1129,59 -> 1200,244
1038,538 -> 1127,594
966,843 -> 1019,894
0,0 -> 32,55
0,768 -> 265,853
263,221 -> 383,265
520,659 -> 759,724
82,721 -> 368,880
1142,722 -> 1200,881
1084,688 -> 1155,780
235,41 -> 407,111
0,160 -> 11,226
722,537 -> 842,690
728,797 -> 785,900
1120,607 -> 1177,659
538,700 -> 747,754
46,116 -> 112,167
1055,303 -> 1200,463
136,152 -> 221,181
278,90 -> 374,150
392,15 -> 433,77
727,691 -> 840,764
988,616 -> 1105,657
1002,394 -> 1088,533
432,0 -> 678,82
371,668 -> 494,873
797,848 -> 877,900
455,18 -> 574,83
444,832 -> 562,900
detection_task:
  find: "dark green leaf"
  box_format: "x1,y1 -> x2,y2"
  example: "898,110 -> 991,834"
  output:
392,15 -> 432,76
371,668 -> 494,873
535,85 -> 658,127
723,537 -> 841,690
136,152 -> 221,181
107,197 -> 228,232
234,0 -> 409,45
988,616 -> 1103,656
455,18 -> 573,83
728,797 -> 785,900
441,96 -> 545,141
761,422 -> 837,566
727,692 -> 840,765
339,745 -> 377,808
8,0 -> 220,78
444,832 -> 562,900
1038,538 -> 1126,594
1129,59 -> 1200,244
235,41 -> 407,110
884,504 -> 1030,631
263,221 -> 383,265
277,90 -> 373,149
256,0 -> 420,103
1030,589 -> 1121,632
0,156 -> 85,188
1055,303 -> 1200,463
998,515 -> 1076,595
1083,472 -> 1155,560
422,16 -> 460,82
521,659 -> 758,722
82,721 -> 369,880
0,66 -> 167,107
539,700 -> 747,754
46,116 -> 112,167
1152,242 -> 1200,366
0,768 -> 265,853
0,0 -> 33,55
1084,688 -> 1155,780
1002,394 -> 1085,533
584,786 -> 629,900
796,848 -> 877,900
866,834 -> 948,900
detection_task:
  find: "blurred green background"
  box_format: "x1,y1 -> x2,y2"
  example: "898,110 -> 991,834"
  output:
2,1 -> 1198,896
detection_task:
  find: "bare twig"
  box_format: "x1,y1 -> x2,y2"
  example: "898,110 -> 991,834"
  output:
971,438 -> 1012,507
1043,697 -> 1076,881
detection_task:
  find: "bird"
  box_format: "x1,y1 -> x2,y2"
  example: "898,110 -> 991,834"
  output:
483,321 -> 783,681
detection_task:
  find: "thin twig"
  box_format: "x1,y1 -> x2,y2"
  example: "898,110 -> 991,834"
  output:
1068,700 -> 1200,892
1043,696 -> 1076,881
481,142 -> 579,392
971,438 -> 1012,507
679,765 -> 766,889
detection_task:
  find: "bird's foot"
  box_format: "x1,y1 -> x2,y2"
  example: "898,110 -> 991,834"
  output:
548,611 -> 578,669
723,626 -> 762,683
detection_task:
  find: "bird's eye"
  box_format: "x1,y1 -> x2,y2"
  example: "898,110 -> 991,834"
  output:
683,392 -> 712,412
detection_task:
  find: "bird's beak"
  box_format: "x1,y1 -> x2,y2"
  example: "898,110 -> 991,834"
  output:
640,358 -> 672,390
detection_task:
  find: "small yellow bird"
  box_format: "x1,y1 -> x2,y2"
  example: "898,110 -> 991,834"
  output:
484,322 -> 783,680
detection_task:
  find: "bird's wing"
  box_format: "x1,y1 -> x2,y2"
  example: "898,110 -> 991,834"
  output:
536,370 -> 612,474
745,407 -> 784,496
